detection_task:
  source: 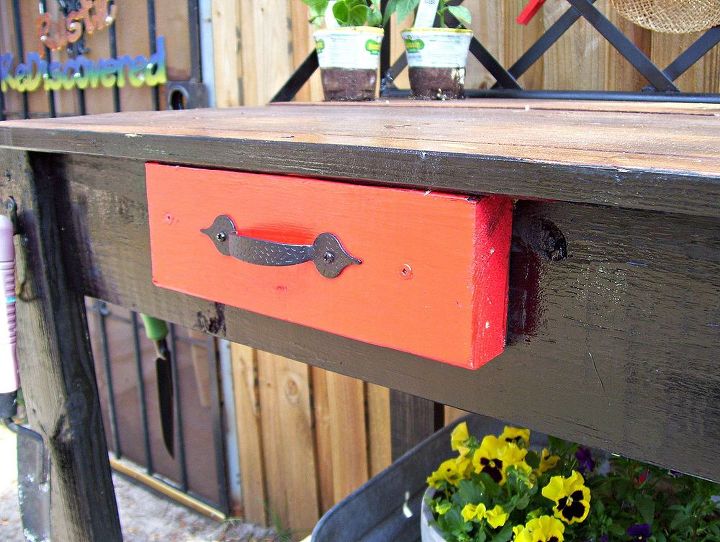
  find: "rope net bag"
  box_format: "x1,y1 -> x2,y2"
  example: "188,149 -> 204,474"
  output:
611,0 -> 720,33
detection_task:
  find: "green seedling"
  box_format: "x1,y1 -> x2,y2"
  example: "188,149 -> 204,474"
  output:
301,0 -> 383,27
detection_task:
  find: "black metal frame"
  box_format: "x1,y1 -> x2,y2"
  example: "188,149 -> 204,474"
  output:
272,0 -> 720,103
89,301 -> 229,515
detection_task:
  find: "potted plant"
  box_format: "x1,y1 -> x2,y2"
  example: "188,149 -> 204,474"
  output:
385,0 -> 473,99
423,422 -> 720,541
302,0 -> 384,101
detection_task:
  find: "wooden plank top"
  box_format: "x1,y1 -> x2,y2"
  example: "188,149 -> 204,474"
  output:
2,99 -> 720,217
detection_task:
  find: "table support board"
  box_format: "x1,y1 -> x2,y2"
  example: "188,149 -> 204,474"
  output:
1,148 -> 122,542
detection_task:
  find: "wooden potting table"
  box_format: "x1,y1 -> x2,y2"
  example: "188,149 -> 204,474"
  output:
0,99 -> 718,540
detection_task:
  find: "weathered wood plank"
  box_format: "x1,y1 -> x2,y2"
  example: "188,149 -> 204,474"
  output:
239,0 -> 294,106
0,149 -> 121,541
2,102 -> 720,217
257,351 -> 319,536
47,152 -> 720,483
390,390 -> 443,460
444,406 -> 468,426
230,343 -> 267,525
325,373 -> 368,502
212,0 -> 242,108
310,366 -> 335,512
366,383 -> 391,476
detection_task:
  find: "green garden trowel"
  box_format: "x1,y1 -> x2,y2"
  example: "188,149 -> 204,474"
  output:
140,314 -> 174,457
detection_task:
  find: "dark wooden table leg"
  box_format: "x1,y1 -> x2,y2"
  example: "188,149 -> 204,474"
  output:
390,389 -> 444,460
1,149 -> 122,541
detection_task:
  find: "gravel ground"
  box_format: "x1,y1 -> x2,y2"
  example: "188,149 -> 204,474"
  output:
0,426 -> 278,541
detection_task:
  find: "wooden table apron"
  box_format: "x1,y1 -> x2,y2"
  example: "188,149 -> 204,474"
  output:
0,103 -> 719,493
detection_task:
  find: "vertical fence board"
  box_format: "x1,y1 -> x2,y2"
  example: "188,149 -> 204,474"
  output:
325,373 -> 369,502
543,0 -> 610,90
604,10 -> 651,91
239,0 -> 294,106
230,344 -> 267,525
18,1 -> 48,116
0,2 -> 23,116
366,383 -> 391,476
212,0 -> 242,108
83,14 -> 115,115
290,2 -> 324,102
467,0 -> 501,89
444,406 -> 468,426
155,0 -> 192,82
502,0 -> 545,89
651,32 -> 720,93
114,0 -> 153,111
311,366 -> 336,512
258,351 -> 319,536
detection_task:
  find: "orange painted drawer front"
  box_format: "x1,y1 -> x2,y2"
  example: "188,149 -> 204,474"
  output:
146,164 -> 512,369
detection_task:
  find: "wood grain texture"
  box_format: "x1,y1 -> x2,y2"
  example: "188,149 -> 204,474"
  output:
290,1 -> 324,102
366,383 -> 391,476
1,149 -> 122,541
2,101 -> 720,218
257,351 -> 319,536
212,0 -> 242,108
325,372 -> 368,502
390,390 -> 443,460
444,406 -> 468,426
39,152 -> 720,483
543,0 -> 609,91
112,0 -> 153,112
651,32 -> 720,94
310,366 -> 335,512
230,343 -> 267,524
503,0 -> 545,90
239,0 -> 294,106
155,0 -> 191,81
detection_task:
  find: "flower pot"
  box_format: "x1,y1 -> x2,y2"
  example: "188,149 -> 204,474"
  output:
421,487 -> 448,542
401,28 -> 473,100
313,27 -> 384,101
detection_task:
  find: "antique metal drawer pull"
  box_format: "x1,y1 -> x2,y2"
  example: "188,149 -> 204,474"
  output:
201,215 -> 361,279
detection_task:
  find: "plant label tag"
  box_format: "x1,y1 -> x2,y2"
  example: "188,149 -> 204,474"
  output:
414,0 -> 440,28
325,0 -> 340,29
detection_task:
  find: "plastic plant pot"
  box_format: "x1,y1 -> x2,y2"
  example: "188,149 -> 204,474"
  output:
402,27 -> 473,100
314,27 -> 384,101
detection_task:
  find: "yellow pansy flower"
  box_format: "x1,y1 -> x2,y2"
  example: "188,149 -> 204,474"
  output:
537,448 -> 560,474
461,502 -> 487,523
472,435 -> 528,485
541,471 -> 591,524
450,422 -> 470,456
485,505 -> 509,528
427,458 -> 463,488
515,515 -> 565,542
455,454 -> 474,478
499,426 -> 531,448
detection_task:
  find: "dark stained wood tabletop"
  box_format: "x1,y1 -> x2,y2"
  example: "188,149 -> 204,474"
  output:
2,99 -> 720,217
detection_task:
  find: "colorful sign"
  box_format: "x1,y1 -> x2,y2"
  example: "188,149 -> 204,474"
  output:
1,0 -> 167,94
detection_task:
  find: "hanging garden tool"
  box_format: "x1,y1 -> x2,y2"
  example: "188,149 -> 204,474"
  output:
140,314 -> 175,457
0,207 -> 51,542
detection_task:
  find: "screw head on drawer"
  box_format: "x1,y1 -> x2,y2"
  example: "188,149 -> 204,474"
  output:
201,215 -> 235,256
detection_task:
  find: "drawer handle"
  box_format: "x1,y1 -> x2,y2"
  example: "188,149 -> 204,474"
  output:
201,215 -> 361,279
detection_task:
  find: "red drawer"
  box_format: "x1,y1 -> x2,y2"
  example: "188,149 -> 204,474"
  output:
146,164 -> 512,369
